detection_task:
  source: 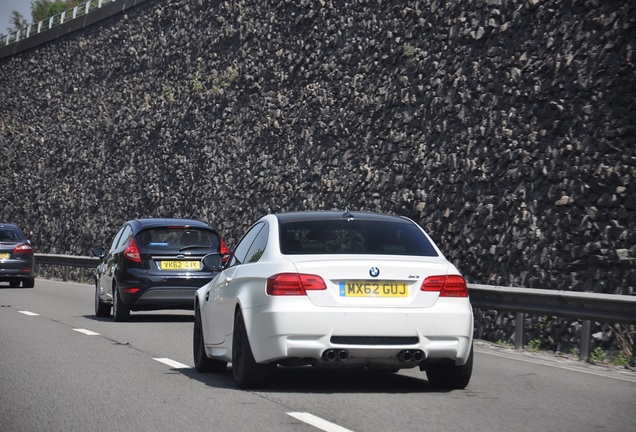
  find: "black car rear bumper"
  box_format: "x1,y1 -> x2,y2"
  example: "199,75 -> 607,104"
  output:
126,287 -> 199,311
117,272 -> 216,311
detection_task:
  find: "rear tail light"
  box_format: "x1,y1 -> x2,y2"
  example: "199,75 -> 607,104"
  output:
124,238 -> 141,263
123,287 -> 140,294
14,243 -> 33,254
220,239 -> 229,255
220,238 -> 230,262
267,273 -> 326,295
421,275 -> 468,297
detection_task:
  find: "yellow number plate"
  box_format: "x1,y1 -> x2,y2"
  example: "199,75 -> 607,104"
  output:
339,281 -> 408,297
159,260 -> 201,270
0,253 -> 9,259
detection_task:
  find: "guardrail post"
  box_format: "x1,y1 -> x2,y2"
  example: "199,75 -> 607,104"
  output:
580,320 -> 591,361
63,266 -> 69,281
515,312 -> 525,349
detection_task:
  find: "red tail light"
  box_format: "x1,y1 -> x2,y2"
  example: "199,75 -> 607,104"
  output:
421,275 -> 468,297
14,243 -> 33,254
220,239 -> 229,255
267,273 -> 326,295
124,238 -> 141,263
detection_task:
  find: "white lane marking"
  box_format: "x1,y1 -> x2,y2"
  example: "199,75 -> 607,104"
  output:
73,328 -> 100,336
287,412 -> 355,432
18,311 -> 39,316
477,348 -> 636,383
154,358 -> 190,369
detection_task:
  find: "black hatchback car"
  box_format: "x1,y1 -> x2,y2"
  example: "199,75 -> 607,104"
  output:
92,218 -> 228,321
0,223 -> 35,288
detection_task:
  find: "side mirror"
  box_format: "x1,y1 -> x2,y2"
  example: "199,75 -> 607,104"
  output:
92,247 -> 105,258
201,253 -> 224,271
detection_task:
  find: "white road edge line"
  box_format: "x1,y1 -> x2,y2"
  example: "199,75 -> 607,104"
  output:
18,311 -> 39,316
73,328 -> 100,336
154,358 -> 191,369
477,348 -> 636,383
287,412 -> 355,432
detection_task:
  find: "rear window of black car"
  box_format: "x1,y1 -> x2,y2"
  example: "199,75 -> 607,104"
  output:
136,228 -> 220,252
0,228 -> 26,242
279,220 -> 438,256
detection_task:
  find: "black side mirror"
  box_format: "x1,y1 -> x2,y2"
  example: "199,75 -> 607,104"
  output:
92,247 -> 105,258
201,253 -> 225,271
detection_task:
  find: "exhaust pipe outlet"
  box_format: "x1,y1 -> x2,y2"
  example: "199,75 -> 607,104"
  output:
398,350 -> 424,362
413,350 -> 424,362
337,349 -> 349,361
322,349 -> 338,362
398,350 -> 413,362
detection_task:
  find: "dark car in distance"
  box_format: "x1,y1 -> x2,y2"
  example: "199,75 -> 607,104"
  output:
0,223 -> 35,288
92,218 -> 228,321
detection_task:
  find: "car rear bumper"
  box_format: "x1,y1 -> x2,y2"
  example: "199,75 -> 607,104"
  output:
119,273 -> 216,311
0,265 -> 35,281
242,298 -> 474,367
127,287 -> 199,310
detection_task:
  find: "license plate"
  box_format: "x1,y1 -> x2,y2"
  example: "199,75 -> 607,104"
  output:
159,260 -> 201,270
0,253 -> 9,259
339,281 -> 408,297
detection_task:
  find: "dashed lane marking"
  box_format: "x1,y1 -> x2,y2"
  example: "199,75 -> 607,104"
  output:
18,310 -> 39,316
73,328 -> 100,336
287,412 -> 355,432
154,358 -> 190,369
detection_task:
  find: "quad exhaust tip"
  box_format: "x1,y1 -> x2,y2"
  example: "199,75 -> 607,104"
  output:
322,349 -> 349,362
397,350 -> 425,363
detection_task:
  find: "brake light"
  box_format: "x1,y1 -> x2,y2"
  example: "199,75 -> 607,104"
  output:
421,275 -> 468,297
14,243 -> 33,254
124,238 -> 141,262
267,273 -> 326,295
123,287 -> 140,294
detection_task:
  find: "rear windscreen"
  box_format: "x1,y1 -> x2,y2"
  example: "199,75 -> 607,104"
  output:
279,220 -> 438,256
136,228 -> 220,252
0,228 -> 25,242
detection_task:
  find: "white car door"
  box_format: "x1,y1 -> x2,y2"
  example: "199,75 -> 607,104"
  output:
206,222 -> 267,345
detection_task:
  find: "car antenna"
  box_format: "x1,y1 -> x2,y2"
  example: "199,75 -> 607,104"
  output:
342,208 -> 354,221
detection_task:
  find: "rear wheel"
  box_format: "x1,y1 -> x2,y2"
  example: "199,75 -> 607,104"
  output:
232,311 -> 275,389
9,280 -> 20,288
23,278 -> 34,288
95,282 -> 111,317
193,305 -> 227,373
112,285 -> 130,322
426,344 -> 473,390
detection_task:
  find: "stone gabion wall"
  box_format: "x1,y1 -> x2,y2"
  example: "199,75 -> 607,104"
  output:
0,0 -> 634,296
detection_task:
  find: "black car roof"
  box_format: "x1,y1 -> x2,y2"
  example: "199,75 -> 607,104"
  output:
0,223 -> 24,231
0,223 -> 21,228
127,218 -> 216,231
274,211 -> 412,224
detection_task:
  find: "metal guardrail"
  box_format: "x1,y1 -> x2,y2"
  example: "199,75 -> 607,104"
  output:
34,253 -> 99,284
34,253 -> 636,361
468,284 -> 636,361
1,0 -> 116,47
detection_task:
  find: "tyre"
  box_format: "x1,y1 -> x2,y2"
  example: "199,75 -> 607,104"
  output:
193,306 -> 227,373
95,282 -> 111,318
232,311 -> 275,389
22,278 -> 34,288
112,285 -> 130,322
425,344 -> 473,390
9,280 -> 20,288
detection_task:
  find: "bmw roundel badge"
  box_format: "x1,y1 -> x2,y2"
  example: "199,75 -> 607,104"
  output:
369,267 -> 380,277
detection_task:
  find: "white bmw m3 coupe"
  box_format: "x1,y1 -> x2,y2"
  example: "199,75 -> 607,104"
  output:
193,211 -> 474,389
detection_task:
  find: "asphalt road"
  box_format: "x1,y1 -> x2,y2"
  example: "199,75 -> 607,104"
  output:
1,279 -> 634,432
